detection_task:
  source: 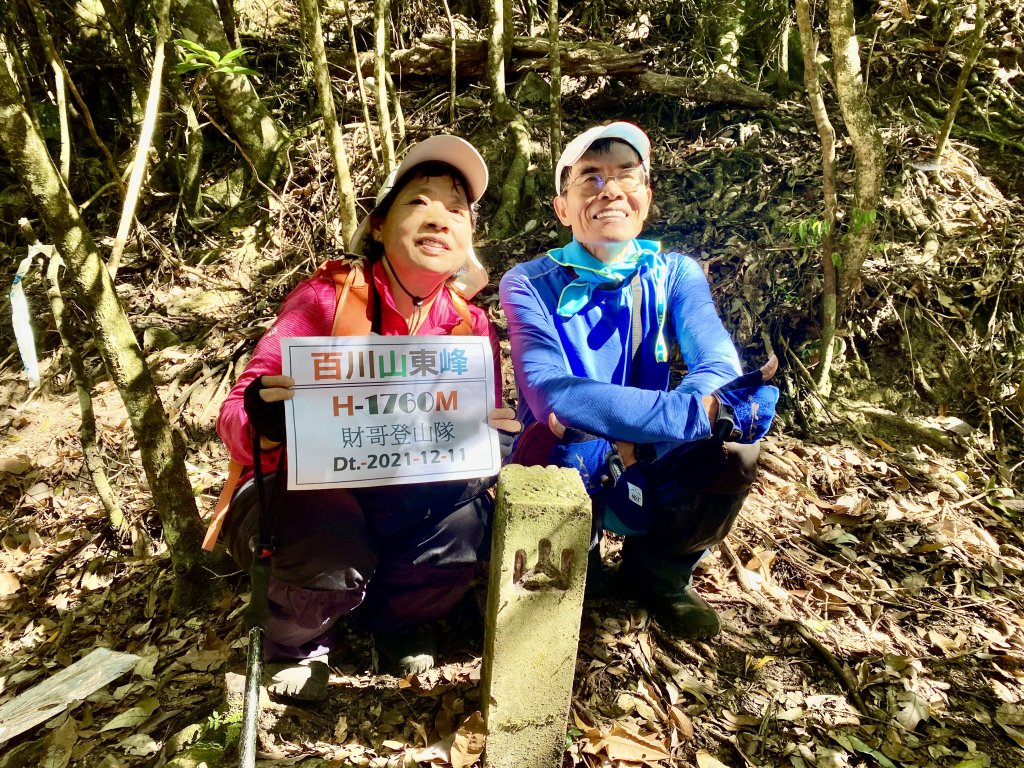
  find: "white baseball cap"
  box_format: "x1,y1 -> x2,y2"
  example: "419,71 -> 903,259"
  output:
555,122 -> 651,194
349,134 -> 489,255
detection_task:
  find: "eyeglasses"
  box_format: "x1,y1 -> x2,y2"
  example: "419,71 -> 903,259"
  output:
562,167 -> 648,196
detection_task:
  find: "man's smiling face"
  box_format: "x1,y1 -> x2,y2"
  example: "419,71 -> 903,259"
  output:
552,140 -> 652,263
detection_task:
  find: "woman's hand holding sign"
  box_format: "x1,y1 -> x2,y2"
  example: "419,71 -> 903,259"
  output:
243,375 -> 295,449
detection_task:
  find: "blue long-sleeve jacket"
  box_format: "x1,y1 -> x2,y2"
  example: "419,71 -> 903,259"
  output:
499,239 -> 741,455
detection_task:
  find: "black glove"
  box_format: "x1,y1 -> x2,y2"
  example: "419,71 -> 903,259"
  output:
497,428 -> 517,462
243,376 -> 286,443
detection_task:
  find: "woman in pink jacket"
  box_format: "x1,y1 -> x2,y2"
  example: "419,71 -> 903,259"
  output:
214,136 -> 517,700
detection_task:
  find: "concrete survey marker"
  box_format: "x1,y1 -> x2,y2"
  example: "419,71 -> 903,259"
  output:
482,464 -> 590,768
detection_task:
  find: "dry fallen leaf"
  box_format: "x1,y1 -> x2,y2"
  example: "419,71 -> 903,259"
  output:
99,695 -> 159,732
668,705 -> 694,740
0,571 -> 21,596
695,749 -> 730,768
40,716 -> 78,768
450,711 -> 486,768
582,722 -> 670,765
0,454 -> 32,475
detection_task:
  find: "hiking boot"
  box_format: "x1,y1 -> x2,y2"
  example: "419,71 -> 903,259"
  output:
618,545 -> 721,640
265,657 -> 330,702
646,582 -> 721,640
372,624 -> 437,677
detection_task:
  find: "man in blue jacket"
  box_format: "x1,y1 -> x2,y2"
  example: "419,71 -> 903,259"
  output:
499,122 -> 778,639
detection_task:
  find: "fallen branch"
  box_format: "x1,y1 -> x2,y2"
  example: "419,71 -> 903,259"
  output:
343,36 -> 773,109
785,619 -> 874,719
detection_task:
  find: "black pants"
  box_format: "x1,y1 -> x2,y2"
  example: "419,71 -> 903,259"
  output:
223,474 -> 490,659
511,421 -> 760,565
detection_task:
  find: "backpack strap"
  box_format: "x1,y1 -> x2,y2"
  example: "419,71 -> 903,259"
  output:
324,258 -> 474,337
447,289 -> 475,336
202,458 -> 243,551
318,258 -> 375,336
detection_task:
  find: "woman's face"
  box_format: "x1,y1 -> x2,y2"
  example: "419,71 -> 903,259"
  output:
371,174 -> 473,280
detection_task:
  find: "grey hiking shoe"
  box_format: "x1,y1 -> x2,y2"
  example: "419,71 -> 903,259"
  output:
618,550 -> 721,640
265,657 -> 330,702
372,625 -> 436,677
646,582 -> 721,640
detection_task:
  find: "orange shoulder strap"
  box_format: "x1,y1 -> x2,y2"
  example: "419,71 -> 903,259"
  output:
447,289 -> 475,336
326,260 -> 374,336
201,458 -> 243,551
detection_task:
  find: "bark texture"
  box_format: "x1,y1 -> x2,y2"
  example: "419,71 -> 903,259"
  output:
827,0 -> 884,302
934,0 -> 988,162
548,0 -> 561,164
348,36 -> 773,109
298,0 -> 359,243
486,0 -> 508,107
374,0 -> 396,172
0,61 -> 212,612
796,0 -> 839,395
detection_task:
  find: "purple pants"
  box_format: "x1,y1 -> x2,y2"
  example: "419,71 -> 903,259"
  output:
223,474 -> 491,660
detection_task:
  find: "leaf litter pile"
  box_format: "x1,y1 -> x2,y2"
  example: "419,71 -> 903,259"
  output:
3,383 -> 1023,768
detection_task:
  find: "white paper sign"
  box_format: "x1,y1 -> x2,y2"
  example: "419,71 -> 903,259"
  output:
281,336 -> 499,490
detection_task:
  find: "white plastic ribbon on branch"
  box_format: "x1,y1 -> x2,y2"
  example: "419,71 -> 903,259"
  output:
10,244 -> 53,388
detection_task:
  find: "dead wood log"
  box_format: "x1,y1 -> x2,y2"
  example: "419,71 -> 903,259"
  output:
343,36 -> 773,109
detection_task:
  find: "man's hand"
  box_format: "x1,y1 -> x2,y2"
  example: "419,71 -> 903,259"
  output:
550,412 -> 639,467
547,411 -> 567,439
489,407 -> 521,461
711,355 -> 781,443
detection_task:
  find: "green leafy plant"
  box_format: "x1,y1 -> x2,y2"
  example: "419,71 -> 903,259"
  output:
848,207 -> 878,235
788,217 -> 830,248
174,40 -> 259,78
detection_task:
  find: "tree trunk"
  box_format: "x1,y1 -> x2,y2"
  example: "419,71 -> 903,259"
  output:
109,0 -> 171,276
491,113 -> 531,238
297,0 -> 359,244
548,0 -> 561,165
441,0 -> 457,123
796,0 -> 838,396
934,0 -> 988,163
172,0 -> 289,184
713,0 -> 745,78
97,0 -> 149,110
486,0 -> 508,110
44,251 -> 141,549
374,0 -> 396,172
2,12 -> 41,134
0,60 -> 213,612
344,0 -> 379,171
827,0 -> 884,304
25,0 -> 124,198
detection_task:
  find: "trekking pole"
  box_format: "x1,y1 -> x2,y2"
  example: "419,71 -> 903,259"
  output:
238,547 -> 271,768
238,435 -> 282,768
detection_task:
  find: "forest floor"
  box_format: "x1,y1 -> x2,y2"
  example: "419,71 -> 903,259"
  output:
3,4 -> 1024,767
2,325 -> 1024,768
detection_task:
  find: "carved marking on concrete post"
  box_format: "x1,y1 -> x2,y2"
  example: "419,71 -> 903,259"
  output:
513,538 -> 574,591
482,465 -> 590,768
